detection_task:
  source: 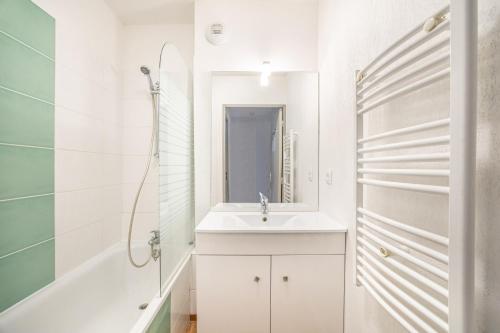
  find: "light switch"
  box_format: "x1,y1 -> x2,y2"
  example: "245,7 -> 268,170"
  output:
325,169 -> 333,185
307,170 -> 313,182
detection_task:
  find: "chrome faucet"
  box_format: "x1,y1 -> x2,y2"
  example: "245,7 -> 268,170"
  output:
148,230 -> 161,261
259,192 -> 269,215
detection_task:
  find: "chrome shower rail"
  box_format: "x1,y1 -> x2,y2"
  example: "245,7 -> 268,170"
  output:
354,3 -> 477,332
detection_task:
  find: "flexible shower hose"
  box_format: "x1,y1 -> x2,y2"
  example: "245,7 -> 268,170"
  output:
127,92 -> 158,268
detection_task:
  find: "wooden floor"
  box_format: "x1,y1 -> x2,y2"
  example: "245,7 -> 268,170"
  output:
186,321 -> 197,333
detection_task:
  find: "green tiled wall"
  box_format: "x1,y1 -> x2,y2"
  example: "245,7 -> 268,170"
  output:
0,88 -> 54,147
0,0 -> 55,313
147,294 -> 172,333
0,240 -> 55,311
0,145 -> 54,200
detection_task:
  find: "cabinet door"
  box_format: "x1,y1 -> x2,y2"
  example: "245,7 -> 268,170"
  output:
271,255 -> 344,333
197,255 -> 271,333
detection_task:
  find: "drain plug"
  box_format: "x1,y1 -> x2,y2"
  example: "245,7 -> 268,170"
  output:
139,303 -> 148,310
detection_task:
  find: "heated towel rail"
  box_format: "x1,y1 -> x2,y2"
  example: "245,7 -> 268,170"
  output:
354,3 -> 476,333
283,129 -> 296,203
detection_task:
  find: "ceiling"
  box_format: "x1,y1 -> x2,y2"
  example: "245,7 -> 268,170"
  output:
105,0 -> 318,25
104,0 -> 194,25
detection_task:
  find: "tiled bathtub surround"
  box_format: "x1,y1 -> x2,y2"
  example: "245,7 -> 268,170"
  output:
0,0 -> 124,313
0,0 -> 55,312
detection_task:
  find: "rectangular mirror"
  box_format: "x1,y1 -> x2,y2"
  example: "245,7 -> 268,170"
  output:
210,71 -> 319,210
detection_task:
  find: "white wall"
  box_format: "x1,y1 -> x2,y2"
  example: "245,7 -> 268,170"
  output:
121,24 -> 194,242
194,0 -> 318,223
317,0 -> 500,332
475,1 -> 500,331
286,72 -> 319,207
33,0 -> 123,278
194,0 -> 318,73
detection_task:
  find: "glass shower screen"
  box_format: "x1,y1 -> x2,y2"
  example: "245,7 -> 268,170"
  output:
158,43 -> 194,294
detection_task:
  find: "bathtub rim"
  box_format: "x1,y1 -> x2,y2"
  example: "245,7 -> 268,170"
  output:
0,240 -> 194,333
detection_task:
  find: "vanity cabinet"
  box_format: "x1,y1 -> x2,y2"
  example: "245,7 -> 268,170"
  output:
197,255 -> 271,333
197,254 -> 344,333
271,255 -> 344,333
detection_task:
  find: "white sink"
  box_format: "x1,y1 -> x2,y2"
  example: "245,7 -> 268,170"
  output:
196,211 -> 347,234
211,202 -> 317,212
235,214 -> 295,225
195,211 -> 347,255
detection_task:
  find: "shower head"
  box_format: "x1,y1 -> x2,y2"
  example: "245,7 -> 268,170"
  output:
140,65 -> 156,94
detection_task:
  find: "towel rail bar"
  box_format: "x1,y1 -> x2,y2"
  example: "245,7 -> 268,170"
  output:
358,135 -> 450,153
357,178 -> 449,194
358,207 -> 449,245
357,68 -> 450,115
358,19 -> 449,86
358,38 -> 450,96
358,54 -> 450,105
358,268 -> 439,333
358,237 -> 449,297
358,152 -> 449,163
358,227 -> 449,280
358,247 -> 449,315
358,275 -> 419,333
358,168 -> 449,177
358,5 -> 450,78
359,118 -> 450,144
358,217 -> 449,263
359,260 -> 449,331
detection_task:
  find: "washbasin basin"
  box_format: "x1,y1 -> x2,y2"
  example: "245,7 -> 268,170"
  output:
196,211 -> 347,234
234,214 -> 296,225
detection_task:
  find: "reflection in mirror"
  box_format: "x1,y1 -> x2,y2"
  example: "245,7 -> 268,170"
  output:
211,72 -> 319,209
224,105 -> 284,203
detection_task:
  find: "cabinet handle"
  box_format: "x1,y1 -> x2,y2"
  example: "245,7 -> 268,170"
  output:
283,276 -> 288,282
254,276 -> 260,282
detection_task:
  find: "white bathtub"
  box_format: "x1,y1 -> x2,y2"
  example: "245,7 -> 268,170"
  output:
0,243 -> 162,333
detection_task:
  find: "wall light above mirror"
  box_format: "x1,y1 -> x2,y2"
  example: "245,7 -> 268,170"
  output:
260,61 -> 271,86
210,71 -> 319,211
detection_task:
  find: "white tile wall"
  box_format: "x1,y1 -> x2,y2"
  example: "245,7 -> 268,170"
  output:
122,99 -> 155,127
121,182 -> 159,213
55,107 -> 121,155
55,185 -> 121,235
121,213 -> 158,241
55,216 -> 121,276
122,155 -> 158,184
122,126 -> 155,156
33,0 -> 124,278
55,151 -> 122,192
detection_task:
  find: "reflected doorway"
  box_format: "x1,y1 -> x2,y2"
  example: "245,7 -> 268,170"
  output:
223,105 -> 285,203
